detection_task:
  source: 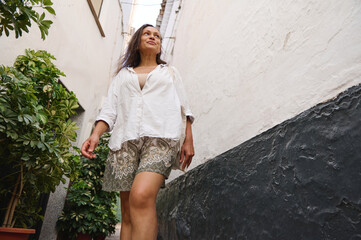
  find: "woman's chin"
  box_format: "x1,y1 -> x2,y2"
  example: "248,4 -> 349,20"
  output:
140,48 -> 160,55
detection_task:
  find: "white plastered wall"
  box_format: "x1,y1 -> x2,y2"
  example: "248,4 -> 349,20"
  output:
165,0 -> 361,180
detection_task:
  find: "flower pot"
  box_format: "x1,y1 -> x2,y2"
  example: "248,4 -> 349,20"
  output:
94,235 -> 106,240
0,227 -> 35,240
76,233 -> 92,240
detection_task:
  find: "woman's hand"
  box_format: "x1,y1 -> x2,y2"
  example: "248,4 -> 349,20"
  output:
81,120 -> 109,159
180,138 -> 194,171
180,117 -> 194,171
81,134 -> 99,159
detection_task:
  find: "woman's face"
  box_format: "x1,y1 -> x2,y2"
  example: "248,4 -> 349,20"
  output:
138,26 -> 161,55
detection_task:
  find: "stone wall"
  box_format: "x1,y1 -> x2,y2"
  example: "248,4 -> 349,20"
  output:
157,83 -> 361,240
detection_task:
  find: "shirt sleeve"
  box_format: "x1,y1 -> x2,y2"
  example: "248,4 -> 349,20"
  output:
95,76 -> 118,131
171,66 -> 195,124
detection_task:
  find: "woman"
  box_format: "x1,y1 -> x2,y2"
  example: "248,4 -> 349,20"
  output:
81,24 -> 194,240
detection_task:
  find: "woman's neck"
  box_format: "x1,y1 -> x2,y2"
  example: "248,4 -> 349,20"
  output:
138,52 -> 158,67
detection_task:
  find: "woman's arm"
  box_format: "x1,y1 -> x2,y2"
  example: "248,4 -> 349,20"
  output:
180,117 -> 195,171
82,75 -> 119,159
80,120 -> 109,159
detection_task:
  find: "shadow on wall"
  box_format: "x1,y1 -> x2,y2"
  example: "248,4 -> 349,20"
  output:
157,83 -> 361,240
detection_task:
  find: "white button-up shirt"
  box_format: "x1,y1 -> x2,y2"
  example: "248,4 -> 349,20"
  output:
96,64 -> 194,151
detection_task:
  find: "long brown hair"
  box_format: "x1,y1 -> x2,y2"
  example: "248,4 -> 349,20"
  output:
115,24 -> 167,75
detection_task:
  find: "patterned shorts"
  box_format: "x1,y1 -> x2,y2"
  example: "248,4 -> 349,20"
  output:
102,136 -> 180,192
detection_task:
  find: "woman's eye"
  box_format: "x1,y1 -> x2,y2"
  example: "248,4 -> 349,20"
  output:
155,35 -> 160,38
144,32 -> 149,35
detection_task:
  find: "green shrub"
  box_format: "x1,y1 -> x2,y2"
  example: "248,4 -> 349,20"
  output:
0,49 -> 80,228
57,134 -> 119,239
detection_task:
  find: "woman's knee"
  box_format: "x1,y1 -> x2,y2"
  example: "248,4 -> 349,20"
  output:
120,192 -> 131,224
129,187 -> 156,209
121,205 -> 131,225
129,172 -> 164,210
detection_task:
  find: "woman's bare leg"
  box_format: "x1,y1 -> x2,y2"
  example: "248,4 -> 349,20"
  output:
129,172 -> 165,240
120,191 -> 131,240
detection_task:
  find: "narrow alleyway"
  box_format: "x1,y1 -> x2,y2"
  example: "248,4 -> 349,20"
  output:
105,223 -> 121,240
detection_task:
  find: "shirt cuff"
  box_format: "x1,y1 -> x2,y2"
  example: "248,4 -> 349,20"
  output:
185,111 -> 195,124
95,116 -> 114,132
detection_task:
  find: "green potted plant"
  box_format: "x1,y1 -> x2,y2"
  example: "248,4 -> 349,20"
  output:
0,49 -> 80,239
56,134 -> 119,240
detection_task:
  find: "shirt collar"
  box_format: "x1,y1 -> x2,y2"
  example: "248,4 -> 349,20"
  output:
126,63 -> 167,73
126,67 -> 135,73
